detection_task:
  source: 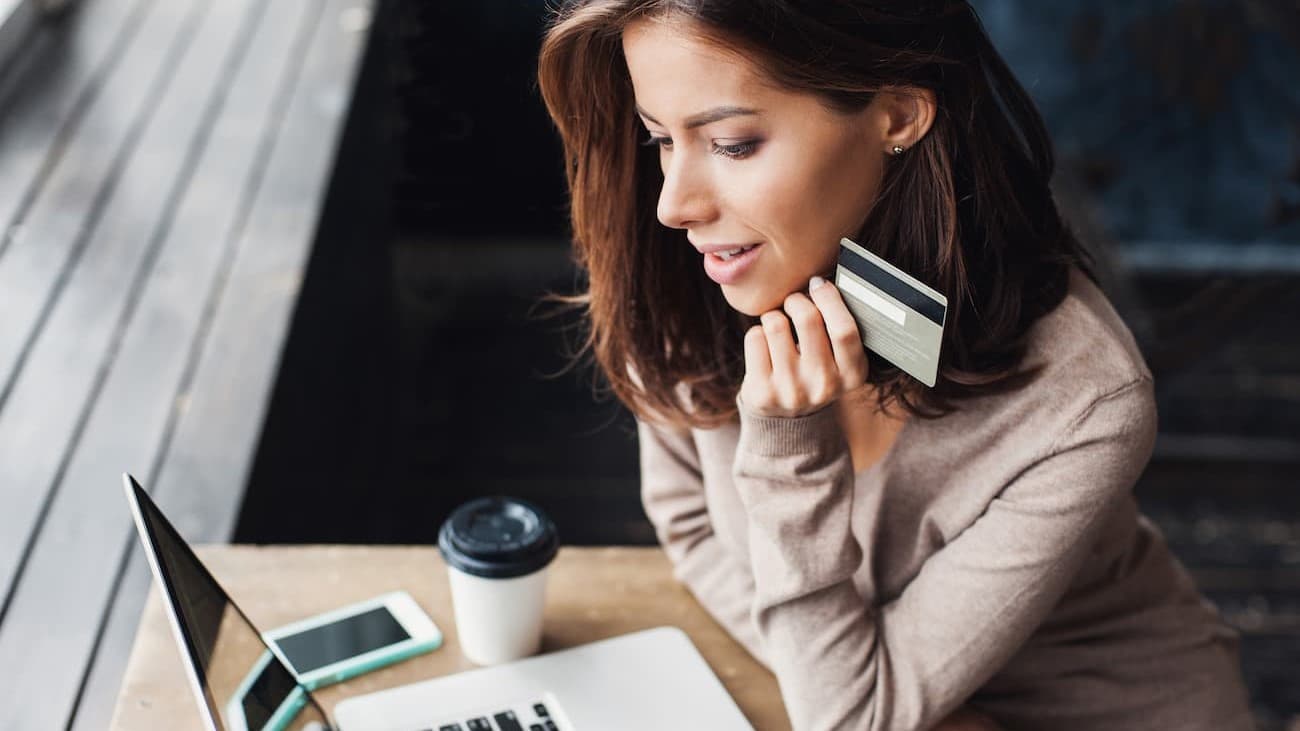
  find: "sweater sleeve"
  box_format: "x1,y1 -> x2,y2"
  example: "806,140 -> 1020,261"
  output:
635,416 -> 769,668
732,377 -> 1158,731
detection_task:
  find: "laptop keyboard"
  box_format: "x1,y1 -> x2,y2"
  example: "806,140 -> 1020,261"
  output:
416,694 -> 570,731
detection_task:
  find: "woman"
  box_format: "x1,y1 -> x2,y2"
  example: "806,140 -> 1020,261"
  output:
535,1 -> 1255,729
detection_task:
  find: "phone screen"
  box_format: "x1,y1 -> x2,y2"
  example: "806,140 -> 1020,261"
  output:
274,606 -> 411,674
240,653 -> 301,729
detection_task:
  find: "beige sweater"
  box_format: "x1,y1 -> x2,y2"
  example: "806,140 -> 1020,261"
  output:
636,267 -> 1255,730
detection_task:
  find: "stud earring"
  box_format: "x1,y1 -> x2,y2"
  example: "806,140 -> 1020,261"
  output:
890,145 -> 906,156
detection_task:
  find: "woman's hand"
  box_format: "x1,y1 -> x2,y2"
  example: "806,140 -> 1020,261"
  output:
739,276 -> 870,418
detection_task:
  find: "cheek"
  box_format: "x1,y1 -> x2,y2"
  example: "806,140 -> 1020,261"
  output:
733,146 -> 875,264
807,143 -> 882,234
729,153 -> 826,248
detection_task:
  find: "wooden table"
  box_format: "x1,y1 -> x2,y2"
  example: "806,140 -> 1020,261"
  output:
111,545 -> 789,730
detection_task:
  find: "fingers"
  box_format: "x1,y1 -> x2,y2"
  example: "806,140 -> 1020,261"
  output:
743,324 -> 772,381
739,275 -> 872,417
782,292 -> 838,402
759,310 -> 799,403
809,276 -> 870,388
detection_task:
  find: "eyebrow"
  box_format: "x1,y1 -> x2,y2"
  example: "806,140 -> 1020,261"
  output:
634,104 -> 761,130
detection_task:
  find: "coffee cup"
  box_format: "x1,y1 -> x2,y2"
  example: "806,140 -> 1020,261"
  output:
437,496 -> 559,665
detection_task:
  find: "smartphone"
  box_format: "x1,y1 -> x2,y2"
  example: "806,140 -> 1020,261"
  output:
262,590 -> 443,691
224,649 -> 322,731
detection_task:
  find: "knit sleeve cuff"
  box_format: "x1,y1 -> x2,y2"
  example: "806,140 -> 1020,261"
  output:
734,391 -> 845,458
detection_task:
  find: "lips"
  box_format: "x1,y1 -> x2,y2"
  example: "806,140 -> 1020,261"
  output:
701,243 -> 763,285
713,244 -> 759,260
694,242 -> 760,254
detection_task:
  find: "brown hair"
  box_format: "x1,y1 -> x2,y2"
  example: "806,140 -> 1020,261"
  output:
535,0 -> 1096,430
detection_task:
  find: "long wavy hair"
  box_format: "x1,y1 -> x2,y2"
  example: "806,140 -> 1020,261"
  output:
535,0 -> 1096,430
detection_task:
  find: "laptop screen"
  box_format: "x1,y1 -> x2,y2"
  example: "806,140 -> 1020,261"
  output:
126,476 -> 331,731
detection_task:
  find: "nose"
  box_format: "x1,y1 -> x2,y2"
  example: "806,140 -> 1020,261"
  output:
656,153 -> 716,231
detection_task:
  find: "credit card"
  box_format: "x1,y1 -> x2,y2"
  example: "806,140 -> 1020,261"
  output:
833,237 -> 947,387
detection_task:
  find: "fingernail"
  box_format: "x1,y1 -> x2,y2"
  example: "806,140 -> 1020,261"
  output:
809,276 -> 827,292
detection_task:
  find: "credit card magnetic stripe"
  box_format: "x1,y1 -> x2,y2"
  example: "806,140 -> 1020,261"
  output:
836,245 -> 946,325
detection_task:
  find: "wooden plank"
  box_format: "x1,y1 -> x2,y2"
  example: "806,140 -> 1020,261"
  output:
0,0 -> 196,600
0,0 -> 39,81
146,0 -> 372,542
0,0 -> 321,726
0,0 -> 186,412
0,0 -> 150,260
74,12 -> 374,728
67,3 -> 332,727
0,0 -> 315,717
0,0 -> 371,717
67,554 -> 150,731
0,0 -> 207,625
0,0 -> 205,613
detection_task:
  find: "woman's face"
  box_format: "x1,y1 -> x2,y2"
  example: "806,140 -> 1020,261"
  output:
621,18 -> 894,316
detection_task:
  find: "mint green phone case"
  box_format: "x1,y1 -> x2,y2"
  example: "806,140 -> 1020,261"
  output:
295,632 -> 443,690
264,590 -> 443,692
226,651 -> 315,731
263,687 -> 309,731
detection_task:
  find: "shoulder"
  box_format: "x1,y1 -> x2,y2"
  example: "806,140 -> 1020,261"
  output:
921,267 -> 1156,464
1008,265 -> 1155,419
625,359 -> 705,435
1022,265 -> 1153,392
1020,265 -> 1156,443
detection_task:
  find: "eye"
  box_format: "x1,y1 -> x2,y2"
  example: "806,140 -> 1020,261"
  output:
640,134 -> 672,150
639,134 -> 759,160
712,140 -> 759,160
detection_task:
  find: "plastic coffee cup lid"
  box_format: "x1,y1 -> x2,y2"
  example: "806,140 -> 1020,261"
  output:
438,496 -> 559,579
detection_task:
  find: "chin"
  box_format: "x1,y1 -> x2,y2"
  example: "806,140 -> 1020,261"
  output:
719,284 -> 782,318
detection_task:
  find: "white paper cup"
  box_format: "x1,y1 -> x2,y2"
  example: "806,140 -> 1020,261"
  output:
438,497 -> 559,666
446,565 -> 549,665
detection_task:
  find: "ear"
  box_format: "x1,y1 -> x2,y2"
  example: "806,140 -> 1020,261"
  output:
876,87 -> 937,155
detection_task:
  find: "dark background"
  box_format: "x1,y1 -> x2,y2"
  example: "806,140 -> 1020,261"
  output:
233,1 -> 1300,727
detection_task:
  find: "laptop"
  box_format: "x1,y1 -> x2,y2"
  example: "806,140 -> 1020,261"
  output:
122,474 -> 756,731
